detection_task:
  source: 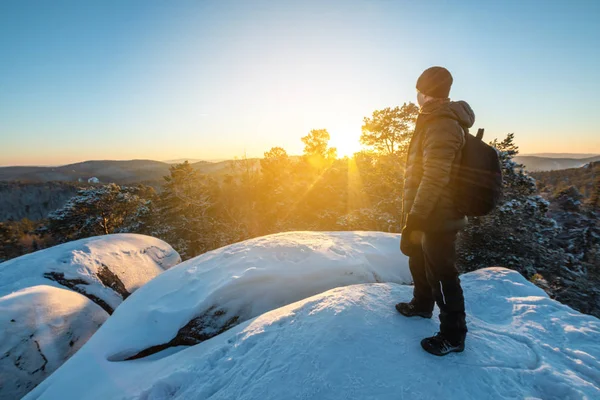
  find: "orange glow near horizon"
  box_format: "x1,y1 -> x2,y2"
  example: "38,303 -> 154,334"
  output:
328,123 -> 363,158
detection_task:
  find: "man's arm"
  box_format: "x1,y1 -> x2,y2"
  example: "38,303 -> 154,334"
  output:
408,120 -> 463,223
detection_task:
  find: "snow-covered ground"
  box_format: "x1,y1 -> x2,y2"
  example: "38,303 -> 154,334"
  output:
0,285 -> 107,400
0,234 -> 181,313
0,234 -> 180,399
77,231 -> 410,361
22,232 -> 600,400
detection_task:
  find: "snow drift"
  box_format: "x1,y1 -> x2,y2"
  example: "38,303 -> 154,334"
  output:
25,266 -> 600,400
0,285 -> 107,400
0,234 -> 181,314
82,231 -> 410,360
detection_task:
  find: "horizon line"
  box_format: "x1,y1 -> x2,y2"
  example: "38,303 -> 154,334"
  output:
2,152 -> 600,169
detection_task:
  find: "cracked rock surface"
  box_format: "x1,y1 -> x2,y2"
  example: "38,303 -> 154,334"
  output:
0,285 -> 107,400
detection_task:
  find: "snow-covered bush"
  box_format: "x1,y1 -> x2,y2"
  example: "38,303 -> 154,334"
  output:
45,184 -> 155,243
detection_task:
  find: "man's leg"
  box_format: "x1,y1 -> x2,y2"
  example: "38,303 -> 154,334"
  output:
422,230 -> 467,345
408,248 -> 435,310
397,245 -> 435,317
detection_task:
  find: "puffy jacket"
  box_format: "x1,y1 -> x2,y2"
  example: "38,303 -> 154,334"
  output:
402,99 -> 475,231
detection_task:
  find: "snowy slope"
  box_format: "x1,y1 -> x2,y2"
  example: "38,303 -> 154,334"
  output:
72,231 -> 410,360
0,234 -> 181,314
0,285 -> 108,400
25,267 -> 600,400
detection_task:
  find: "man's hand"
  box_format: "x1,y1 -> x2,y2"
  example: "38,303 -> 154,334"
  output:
400,214 -> 428,257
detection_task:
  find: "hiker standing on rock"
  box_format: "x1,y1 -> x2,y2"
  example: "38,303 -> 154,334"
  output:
396,67 -> 473,356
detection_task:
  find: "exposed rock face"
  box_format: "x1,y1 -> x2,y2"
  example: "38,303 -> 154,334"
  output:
42,264 -> 131,315
95,264 -> 130,301
125,306 -> 240,360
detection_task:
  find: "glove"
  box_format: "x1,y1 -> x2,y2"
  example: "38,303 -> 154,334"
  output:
400,214 -> 428,257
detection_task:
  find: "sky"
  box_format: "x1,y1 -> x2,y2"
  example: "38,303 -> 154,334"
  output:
1,0 -> 599,166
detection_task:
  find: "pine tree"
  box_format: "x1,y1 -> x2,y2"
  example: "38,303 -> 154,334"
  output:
590,166 -> 600,212
360,102 -> 419,155
256,147 -> 293,232
46,184 -> 152,243
152,162 -> 217,259
553,186 -> 584,213
342,103 -> 418,232
582,165 -> 600,273
301,129 -> 337,170
260,147 -> 291,184
0,222 -> 15,262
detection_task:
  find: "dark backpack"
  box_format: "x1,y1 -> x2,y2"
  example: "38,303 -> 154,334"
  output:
454,128 -> 503,216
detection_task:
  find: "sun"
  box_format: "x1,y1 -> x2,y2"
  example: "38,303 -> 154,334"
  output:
328,121 -> 363,158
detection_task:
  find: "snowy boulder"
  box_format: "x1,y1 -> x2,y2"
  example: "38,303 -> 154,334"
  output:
0,234 -> 181,314
25,267 -> 600,400
62,231 -> 410,360
0,285 -> 108,400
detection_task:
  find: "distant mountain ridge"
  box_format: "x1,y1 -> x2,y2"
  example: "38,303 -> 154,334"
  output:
1,153 -> 598,184
514,155 -> 600,172
521,153 -> 599,159
531,161 -> 600,200
0,159 -> 256,184
0,160 -> 171,184
164,158 -> 205,164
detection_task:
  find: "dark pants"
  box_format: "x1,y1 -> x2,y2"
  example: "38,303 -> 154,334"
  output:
409,230 -> 467,343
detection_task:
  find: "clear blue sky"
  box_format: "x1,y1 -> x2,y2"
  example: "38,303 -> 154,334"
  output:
1,0 -> 599,165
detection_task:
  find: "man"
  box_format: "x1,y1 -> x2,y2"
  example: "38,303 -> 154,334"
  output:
397,66 -> 474,356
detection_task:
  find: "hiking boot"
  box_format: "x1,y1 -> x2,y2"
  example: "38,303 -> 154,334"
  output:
420,332 -> 465,356
395,300 -> 433,319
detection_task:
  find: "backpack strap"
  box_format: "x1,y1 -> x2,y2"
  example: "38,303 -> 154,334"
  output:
476,128 -> 484,140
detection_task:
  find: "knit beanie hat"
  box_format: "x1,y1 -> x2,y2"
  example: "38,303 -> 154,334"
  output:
416,66 -> 453,98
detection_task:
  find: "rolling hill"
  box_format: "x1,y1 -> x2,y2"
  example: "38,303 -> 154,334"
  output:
0,159 -> 262,184
1,154 -> 597,185
514,155 -> 600,172
0,160 -> 171,184
531,161 -> 600,198
522,153 -> 600,159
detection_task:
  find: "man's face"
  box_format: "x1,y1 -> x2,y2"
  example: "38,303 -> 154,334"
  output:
416,91 -> 427,107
